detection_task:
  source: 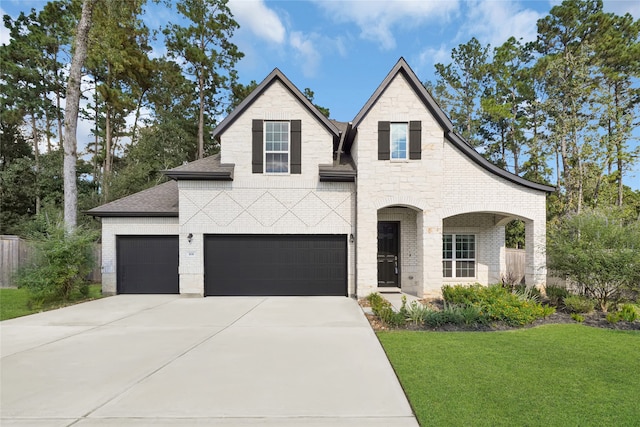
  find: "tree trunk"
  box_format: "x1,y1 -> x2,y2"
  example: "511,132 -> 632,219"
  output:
198,72 -> 205,159
63,0 -> 97,232
103,103 -> 112,201
31,113 -> 41,215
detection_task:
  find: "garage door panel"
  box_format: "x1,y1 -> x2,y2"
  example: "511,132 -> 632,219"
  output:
117,236 -> 179,294
205,235 -> 346,296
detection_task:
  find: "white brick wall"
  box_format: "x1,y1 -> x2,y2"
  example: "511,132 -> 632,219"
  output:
354,72 -> 547,298
101,217 -> 179,295
179,80 -> 357,295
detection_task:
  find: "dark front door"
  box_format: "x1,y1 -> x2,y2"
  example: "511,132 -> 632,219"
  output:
377,222 -> 399,287
204,234 -> 347,296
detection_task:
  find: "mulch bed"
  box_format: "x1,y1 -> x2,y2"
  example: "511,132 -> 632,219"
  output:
360,298 -> 640,332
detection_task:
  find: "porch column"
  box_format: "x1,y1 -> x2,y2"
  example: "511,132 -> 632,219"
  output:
421,211 -> 442,297
525,219 -> 546,287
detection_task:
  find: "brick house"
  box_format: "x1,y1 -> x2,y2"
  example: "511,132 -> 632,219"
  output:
88,58 -> 553,298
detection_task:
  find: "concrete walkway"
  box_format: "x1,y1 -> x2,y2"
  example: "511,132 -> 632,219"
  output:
1,295 -> 418,426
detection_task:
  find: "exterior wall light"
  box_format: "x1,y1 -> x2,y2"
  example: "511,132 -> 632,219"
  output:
349,233 -> 354,243
187,233 -> 193,243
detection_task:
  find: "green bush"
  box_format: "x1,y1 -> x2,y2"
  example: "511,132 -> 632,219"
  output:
619,304 -> 639,322
548,208 -> 640,311
545,285 -> 570,306
366,293 -> 406,327
563,295 -> 596,314
442,284 -> 551,326
606,312 -> 621,324
405,301 -> 430,326
15,221 -> 98,304
571,313 -> 585,322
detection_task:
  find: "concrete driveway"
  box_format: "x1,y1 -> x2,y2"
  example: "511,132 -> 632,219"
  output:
1,295 -> 418,426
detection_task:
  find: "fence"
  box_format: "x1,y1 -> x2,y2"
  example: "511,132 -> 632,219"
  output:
0,235 -> 101,288
505,248 -> 526,284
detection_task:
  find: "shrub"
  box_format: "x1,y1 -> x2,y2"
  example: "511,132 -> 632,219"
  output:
405,301 -> 430,326
606,312 -> 621,324
366,293 -> 406,327
563,295 -> 595,314
547,208 -> 640,311
620,304 -> 639,322
571,313 -> 585,322
15,222 -> 98,304
545,285 -> 570,307
442,284 -> 550,327
514,285 -> 541,303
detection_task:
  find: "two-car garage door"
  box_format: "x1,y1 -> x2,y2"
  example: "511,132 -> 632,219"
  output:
117,234 -> 347,296
204,235 -> 347,296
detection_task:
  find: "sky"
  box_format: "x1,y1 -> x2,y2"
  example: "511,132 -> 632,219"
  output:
1,0 -> 639,189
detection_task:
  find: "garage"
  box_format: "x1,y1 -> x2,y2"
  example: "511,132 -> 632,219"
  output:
204,235 -> 347,296
117,236 -> 179,294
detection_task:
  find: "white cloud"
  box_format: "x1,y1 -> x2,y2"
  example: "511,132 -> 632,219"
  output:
0,7 -> 12,46
602,0 -> 640,18
416,44 -> 450,70
289,31 -> 321,77
228,0 -> 286,44
313,0 -> 460,50
464,0 -> 543,48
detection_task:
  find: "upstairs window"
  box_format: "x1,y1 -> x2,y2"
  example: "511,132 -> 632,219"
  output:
378,121 -> 421,160
390,123 -> 408,160
443,234 -> 476,278
265,121 -> 289,173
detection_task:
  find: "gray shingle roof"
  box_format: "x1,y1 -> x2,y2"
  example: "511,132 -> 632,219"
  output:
86,180 -> 178,217
163,153 -> 234,180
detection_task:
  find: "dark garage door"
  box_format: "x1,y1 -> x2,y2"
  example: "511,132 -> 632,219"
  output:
204,235 -> 347,296
117,236 -> 179,294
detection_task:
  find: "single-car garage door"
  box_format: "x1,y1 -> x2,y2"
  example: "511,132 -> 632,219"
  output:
117,236 -> 179,294
204,235 -> 347,296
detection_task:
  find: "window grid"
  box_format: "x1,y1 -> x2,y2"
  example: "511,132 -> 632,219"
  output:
265,121 -> 289,173
443,234 -> 476,278
390,123 -> 408,160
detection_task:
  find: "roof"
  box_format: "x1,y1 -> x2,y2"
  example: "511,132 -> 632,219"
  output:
87,180 -> 178,217
212,68 -> 341,140
349,57 -> 555,193
162,153 -> 234,180
319,154 -> 357,182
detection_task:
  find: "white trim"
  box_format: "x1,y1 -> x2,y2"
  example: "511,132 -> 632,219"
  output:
443,233 -> 477,279
390,122 -> 408,161
264,121 -> 290,174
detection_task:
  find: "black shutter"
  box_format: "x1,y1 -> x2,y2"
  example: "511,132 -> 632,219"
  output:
409,121 -> 421,159
252,119 -> 263,173
378,121 -> 390,160
290,120 -> 301,174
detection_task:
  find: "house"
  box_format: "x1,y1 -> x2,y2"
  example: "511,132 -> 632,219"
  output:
88,58 -> 554,298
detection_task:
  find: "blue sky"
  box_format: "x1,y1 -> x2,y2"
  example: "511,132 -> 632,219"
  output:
2,0 -> 639,188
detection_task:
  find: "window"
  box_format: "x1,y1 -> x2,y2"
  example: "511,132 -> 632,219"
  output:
390,123 -> 408,160
265,121 -> 289,173
443,234 -> 476,278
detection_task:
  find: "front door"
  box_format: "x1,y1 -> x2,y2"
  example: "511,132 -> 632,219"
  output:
377,222 -> 399,287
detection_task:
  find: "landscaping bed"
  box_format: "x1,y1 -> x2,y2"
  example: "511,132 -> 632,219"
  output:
360,283 -> 640,332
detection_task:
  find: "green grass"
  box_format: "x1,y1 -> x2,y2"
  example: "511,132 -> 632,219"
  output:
0,284 -> 103,321
378,325 -> 640,426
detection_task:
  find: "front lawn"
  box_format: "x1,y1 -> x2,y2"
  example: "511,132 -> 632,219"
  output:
0,285 -> 103,321
378,324 -> 640,426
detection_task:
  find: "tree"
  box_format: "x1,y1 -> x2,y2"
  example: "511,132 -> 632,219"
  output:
164,0 -> 243,159
433,37 -> 489,147
63,0 -> 97,231
547,208 -> 640,311
303,88 -> 330,118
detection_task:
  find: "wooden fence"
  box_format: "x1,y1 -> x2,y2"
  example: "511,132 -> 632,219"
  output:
505,248 -> 526,284
0,235 -> 101,288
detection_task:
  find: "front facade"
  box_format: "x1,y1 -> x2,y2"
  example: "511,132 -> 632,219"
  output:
89,58 -> 553,298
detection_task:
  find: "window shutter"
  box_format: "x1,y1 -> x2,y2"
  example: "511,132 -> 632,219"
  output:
252,119 -> 263,173
290,120 -> 301,174
409,121 -> 421,159
378,121 -> 390,160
